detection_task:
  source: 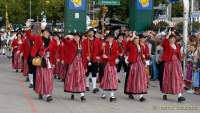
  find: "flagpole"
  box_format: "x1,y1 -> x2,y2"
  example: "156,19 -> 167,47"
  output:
183,0 -> 189,79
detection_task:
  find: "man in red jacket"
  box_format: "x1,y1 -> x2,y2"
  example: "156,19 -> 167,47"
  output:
82,30 -> 99,93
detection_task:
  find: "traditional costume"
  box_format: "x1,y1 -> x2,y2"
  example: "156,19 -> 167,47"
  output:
64,39 -> 86,101
100,38 -> 118,102
82,37 -> 99,93
161,37 -> 185,102
124,38 -> 148,102
26,30 -> 56,102
11,37 -> 23,72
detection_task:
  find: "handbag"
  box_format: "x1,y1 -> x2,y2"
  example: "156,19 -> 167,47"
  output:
32,56 -> 42,66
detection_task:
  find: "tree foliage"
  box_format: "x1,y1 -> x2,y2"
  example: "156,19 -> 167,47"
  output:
0,0 -> 64,24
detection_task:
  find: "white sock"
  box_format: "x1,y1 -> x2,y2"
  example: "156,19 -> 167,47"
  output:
28,74 -> 33,85
92,77 -> 97,89
46,94 -> 50,97
80,93 -> 84,97
101,90 -> 106,96
86,77 -> 90,87
110,91 -> 115,97
178,93 -> 182,98
2,48 -> 5,54
139,94 -> 144,99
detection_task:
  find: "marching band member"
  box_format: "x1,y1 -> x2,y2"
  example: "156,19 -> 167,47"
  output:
82,30 -> 99,93
11,32 -> 23,72
161,33 -> 185,103
124,35 -> 148,102
100,33 -> 119,102
26,28 -> 56,102
18,33 -> 30,80
64,34 -> 86,102
54,36 -> 62,79
139,35 -> 151,84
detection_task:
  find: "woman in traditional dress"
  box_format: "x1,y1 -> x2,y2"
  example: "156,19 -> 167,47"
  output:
64,34 -> 86,102
30,29 -> 56,102
100,33 -> 119,102
124,35 -> 148,102
18,33 -> 31,80
11,32 -> 23,72
161,33 -> 185,103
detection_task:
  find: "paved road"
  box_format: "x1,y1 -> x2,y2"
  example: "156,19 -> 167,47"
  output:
0,55 -> 200,113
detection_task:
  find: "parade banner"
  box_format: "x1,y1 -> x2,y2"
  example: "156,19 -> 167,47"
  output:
129,0 -> 153,32
98,0 -> 120,6
137,0 -> 153,10
64,0 -> 86,34
68,0 -> 86,11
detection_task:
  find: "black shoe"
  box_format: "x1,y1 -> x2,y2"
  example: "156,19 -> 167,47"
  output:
93,88 -> 99,93
21,70 -> 23,72
163,95 -> 167,101
38,95 -> 43,100
139,97 -> 146,102
110,97 -> 117,102
80,96 -> 86,102
58,77 -> 61,80
54,76 -> 57,79
46,96 -> 53,102
86,87 -> 90,91
26,77 -> 29,82
29,84 -> 33,88
71,94 -> 75,100
118,80 -> 121,83
128,95 -> 134,100
178,97 -> 186,103
16,70 -> 18,72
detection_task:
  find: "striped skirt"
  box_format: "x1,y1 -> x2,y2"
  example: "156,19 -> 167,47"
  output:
35,67 -> 53,95
12,50 -> 22,70
54,61 -> 61,75
162,55 -> 184,94
23,60 -> 29,76
125,57 -> 148,94
64,55 -> 86,93
100,63 -> 118,91
59,63 -> 68,80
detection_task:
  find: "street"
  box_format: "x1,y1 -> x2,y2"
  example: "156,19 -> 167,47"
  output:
0,55 -> 200,113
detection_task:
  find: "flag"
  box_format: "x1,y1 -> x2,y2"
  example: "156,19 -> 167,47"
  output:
68,0 -> 86,11
137,0 -> 153,10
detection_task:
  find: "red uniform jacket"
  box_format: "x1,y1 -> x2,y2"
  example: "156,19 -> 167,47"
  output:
61,39 -> 77,64
25,30 -> 56,64
103,40 -> 119,66
126,41 -> 144,63
18,37 -> 31,61
118,39 -> 127,56
161,38 -> 181,62
67,40 -> 78,64
92,38 -> 103,63
55,42 -> 62,61
82,38 -> 95,67
140,42 -> 150,60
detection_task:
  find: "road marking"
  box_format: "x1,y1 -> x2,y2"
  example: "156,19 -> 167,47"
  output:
16,76 -> 37,113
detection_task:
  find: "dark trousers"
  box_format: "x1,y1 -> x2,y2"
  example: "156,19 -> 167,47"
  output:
117,56 -> 127,73
27,55 -> 36,89
157,62 -> 164,92
86,62 -> 105,79
124,63 -> 131,94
